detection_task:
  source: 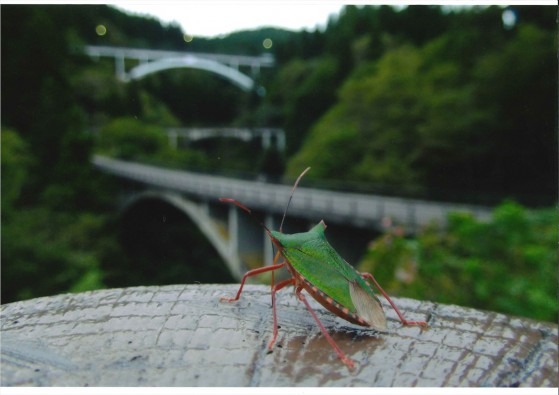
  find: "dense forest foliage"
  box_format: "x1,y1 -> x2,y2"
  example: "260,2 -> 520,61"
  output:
280,6 -> 556,205
1,5 -> 556,321
359,202 -> 557,321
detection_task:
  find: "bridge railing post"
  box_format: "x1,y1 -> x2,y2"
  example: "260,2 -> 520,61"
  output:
276,130 -> 286,152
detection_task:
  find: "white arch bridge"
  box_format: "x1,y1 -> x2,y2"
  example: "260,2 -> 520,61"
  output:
165,127 -> 286,151
84,45 -> 275,91
92,155 -> 493,282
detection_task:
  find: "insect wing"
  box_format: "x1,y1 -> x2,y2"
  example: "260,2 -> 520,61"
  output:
284,246 -> 356,311
348,280 -> 387,330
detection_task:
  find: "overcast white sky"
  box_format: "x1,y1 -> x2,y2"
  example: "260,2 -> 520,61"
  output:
110,1 -> 555,38
112,2 -> 347,38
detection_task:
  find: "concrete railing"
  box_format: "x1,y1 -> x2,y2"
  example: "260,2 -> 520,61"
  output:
1,285 -> 557,386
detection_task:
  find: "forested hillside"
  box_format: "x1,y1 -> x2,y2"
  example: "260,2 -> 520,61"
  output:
2,5 -> 556,320
275,6 -> 556,204
5,5 -> 554,201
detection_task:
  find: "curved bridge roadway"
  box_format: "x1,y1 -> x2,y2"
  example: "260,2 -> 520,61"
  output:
93,155 -> 492,230
92,155 -> 493,279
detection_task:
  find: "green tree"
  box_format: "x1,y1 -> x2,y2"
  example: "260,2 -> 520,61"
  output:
1,129 -> 115,303
287,45 -> 425,187
471,24 -> 557,198
266,57 -> 340,155
358,202 -> 558,322
1,129 -> 33,213
2,207 -> 114,302
97,117 -> 168,160
287,13 -> 556,204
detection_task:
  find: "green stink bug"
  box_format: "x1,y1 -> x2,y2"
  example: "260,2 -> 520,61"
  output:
220,168 -> 427,369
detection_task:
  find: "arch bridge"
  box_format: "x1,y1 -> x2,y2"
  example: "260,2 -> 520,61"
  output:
165,127 -> 286,151
84,45 -> 275,91
93,155 -> 493,282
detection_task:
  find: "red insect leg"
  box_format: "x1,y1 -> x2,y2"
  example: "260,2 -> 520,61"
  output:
267,277 -> 295,350
295,286 -> 355,369
220,262 -> 285,303
269,250 -> 284,293
360,272 -> 427,328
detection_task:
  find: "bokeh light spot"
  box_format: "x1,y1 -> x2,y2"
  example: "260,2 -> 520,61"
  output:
502,9 -> 517,30
263,38 -> 273,49
96,25 -> 107,36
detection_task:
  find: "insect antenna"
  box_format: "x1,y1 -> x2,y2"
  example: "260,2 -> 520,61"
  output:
219,198 -> 278,244
279,167 -> 311,233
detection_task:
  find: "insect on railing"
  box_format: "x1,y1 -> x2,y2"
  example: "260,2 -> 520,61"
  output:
219,167 -> 428,369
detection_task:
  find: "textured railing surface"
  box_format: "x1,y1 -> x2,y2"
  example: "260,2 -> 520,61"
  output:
1,284 -> 557,387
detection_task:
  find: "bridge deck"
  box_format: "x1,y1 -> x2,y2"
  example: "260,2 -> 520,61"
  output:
92,155 -> 492,231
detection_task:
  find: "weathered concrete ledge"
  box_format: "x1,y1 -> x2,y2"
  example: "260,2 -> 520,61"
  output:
1,284 -> 557,386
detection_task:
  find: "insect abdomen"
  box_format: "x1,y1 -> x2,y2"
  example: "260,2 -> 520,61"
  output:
288,262 -> 370,327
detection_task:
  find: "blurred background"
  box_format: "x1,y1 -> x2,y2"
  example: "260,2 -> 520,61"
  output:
1,4 -> 557,322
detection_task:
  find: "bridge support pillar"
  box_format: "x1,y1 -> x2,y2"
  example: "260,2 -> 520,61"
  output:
275,132 -> 286,152
260,129 -> 286,152
115,55 -> 126,81
228,206 -> 263,274
168,130 -> 178,149
261,130 -> 271,150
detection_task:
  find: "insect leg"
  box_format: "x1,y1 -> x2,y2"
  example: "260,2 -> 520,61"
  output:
267,277 -> 295,351
295,286 -> 355,369
270,250 -> 283,292
220,262 -> 285,303
360,272 -> 427,328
